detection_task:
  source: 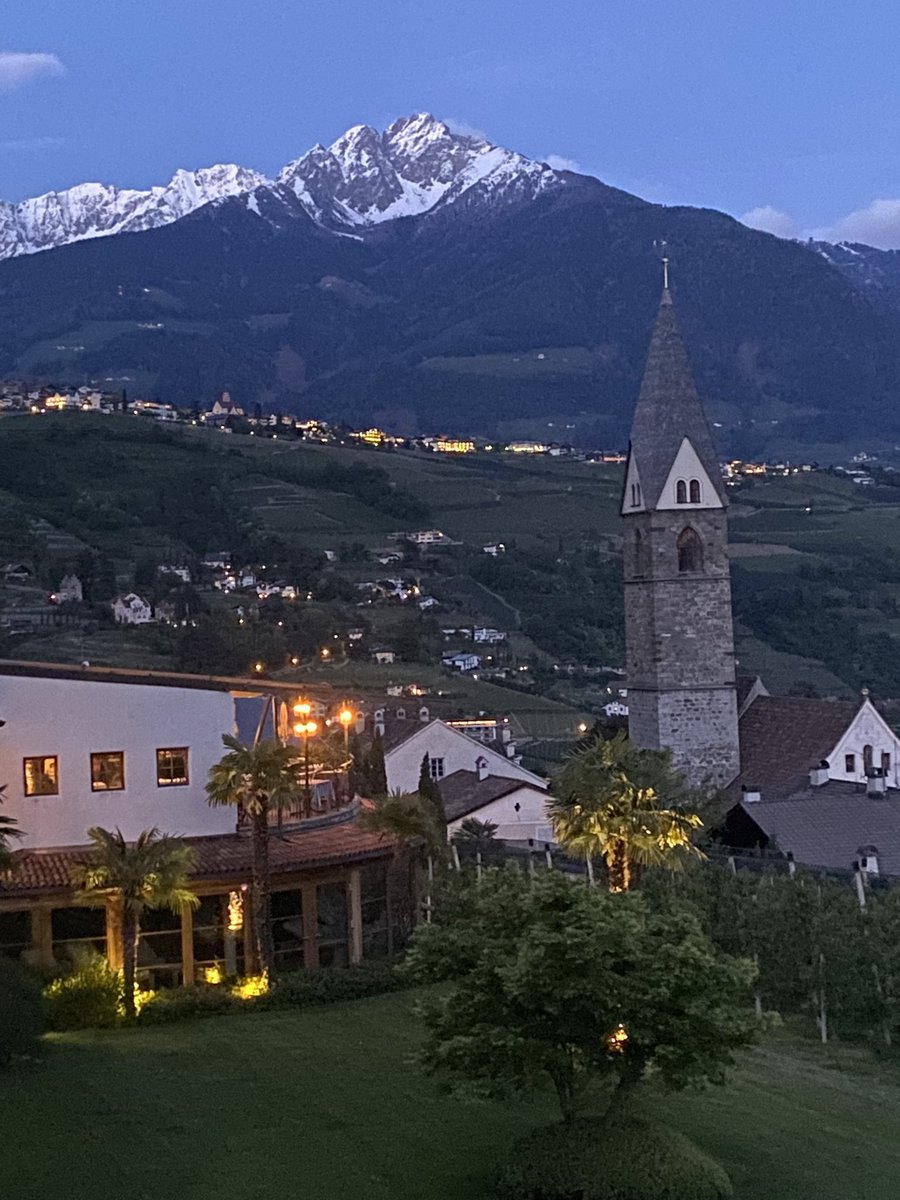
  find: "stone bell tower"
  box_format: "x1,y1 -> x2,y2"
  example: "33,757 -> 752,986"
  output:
621,269 -> 740,787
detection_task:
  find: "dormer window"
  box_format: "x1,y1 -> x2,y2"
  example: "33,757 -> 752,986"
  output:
676,479 -> 687,504
689,478 -> 701,503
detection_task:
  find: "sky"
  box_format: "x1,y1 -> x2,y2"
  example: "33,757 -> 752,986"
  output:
4,0 -> 900,246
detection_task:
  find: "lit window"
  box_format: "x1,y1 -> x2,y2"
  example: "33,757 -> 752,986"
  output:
689,478 -> 701,503
23,756 -> 59,796
91,752 -> 125,792
676,479 -> 687,504
429,757 -> 445,780
157,747 -> 189,787
845,753 -> 856,773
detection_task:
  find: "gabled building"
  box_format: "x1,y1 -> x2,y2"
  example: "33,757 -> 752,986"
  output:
112,593 -> 154,625
726,692 -> 900,876
0,662 -> 397,983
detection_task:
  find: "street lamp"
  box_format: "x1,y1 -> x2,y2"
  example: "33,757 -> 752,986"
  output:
292,709 -> 318,813
338,705 -> 354,752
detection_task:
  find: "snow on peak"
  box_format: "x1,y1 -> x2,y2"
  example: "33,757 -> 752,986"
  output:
0,115 -> 569,260
277,112 -> 565,229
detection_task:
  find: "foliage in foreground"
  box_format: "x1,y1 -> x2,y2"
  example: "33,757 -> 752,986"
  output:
43,952 -> 123,1031
403,869 -> 757,1123
136,960 -> 401,1025
0,957 -> 43,1064
496,1116 -> 733,1200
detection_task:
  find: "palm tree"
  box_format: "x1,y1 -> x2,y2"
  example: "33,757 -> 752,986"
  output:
451,817 -> 499,863
549,732 -> 703,891
77,827 -> 197,1018
358,790 -> 441,945
0,785 -> 22,871
206,735 -> 302,977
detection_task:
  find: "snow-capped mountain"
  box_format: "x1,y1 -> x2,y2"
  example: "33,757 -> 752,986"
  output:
0,164 -> 267,260
276,113 -> 563,229
0,114 -> 567,260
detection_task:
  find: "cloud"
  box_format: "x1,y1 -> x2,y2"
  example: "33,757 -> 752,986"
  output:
0,52 -> 65,93
443,117 -> 488,140
813,199 -> 900,250
740,205 -> 800,240
1,135 -> 63,151
545,154 -> 581,173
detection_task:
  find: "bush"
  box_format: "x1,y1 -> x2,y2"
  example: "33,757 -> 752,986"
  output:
0,958 -> 43,1065
262,961 -> 401,1009
137,984 -> 239,1025
137,961 -> 401,1025
44,952 -> 122,1031
496,1116 -> 733,1200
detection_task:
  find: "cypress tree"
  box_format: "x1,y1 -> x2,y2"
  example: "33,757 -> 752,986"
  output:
366,729 -> 388,797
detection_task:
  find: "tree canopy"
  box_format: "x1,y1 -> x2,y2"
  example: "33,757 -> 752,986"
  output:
403,869 -> 757,1123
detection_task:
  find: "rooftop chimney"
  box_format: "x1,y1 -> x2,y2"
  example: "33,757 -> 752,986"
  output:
476,755 -> 489,782
741,784 -> 761,804
866,767 -> 887,798
809,760 -> 830,787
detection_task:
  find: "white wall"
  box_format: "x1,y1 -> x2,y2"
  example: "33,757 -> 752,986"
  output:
0,676 -> 238,848
447,784 -> 549,834
827,700 -> 900,788
385,720 -> 545,794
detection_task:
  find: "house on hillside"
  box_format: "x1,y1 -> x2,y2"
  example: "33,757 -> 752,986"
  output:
211,391 -> 244,417
112,593 -> 154,625
473,627 -> 506,644
370,645 -> 396,665
57,574 -> 83,603
442,652 -> 480,673
439,760 -> 551,842
1,562 -> 31,582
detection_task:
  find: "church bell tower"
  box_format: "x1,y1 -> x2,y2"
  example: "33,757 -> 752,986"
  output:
621,269 -> 740,787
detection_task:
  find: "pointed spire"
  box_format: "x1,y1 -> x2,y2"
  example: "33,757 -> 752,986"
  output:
626,286 -> 726,510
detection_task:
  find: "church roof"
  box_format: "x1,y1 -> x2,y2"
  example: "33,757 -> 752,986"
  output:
730,694 -> 859,801
627,288 -> 726,509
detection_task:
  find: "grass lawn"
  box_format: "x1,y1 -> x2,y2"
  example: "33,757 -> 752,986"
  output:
2,992 -> 899,1200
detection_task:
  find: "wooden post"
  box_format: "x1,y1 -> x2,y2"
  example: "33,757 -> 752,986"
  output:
586,854 -> 595,887
451,843 -> 461,872
425,855 -> 434,922
180,901 -> 195,986
347,869 -> 363,964
475,851 -> 482,883
545,846 -> 553,872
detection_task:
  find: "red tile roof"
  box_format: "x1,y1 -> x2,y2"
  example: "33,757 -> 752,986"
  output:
0,815 -> 395,900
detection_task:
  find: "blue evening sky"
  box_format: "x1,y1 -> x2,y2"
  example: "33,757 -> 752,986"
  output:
4,0 -> 900,244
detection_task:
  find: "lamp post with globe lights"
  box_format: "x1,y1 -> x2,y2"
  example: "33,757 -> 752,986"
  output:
292,700 -> 317,814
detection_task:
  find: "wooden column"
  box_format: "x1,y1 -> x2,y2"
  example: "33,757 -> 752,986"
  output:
105,895 -> 124,970
180,902 -> 195,986
32,905 -> 54,969
347,869 -> 363,964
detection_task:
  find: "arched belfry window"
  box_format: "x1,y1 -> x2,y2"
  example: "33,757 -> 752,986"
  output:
630,482 -> 642,507
689,478 -> 701,503
676,479 -> 687,504
677,527 -> 703,573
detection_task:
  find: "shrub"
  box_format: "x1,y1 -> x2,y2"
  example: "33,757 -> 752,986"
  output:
262,960 -> 401,1009
0,958 -> 43,1065
43,952 -> 122,1031
137,984 -> 239,1025
136,960 -> 401,1024
496,1116 -> 733,1200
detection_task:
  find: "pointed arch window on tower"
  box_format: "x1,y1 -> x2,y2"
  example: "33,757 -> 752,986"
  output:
677,527 -> 703,573
689,478 -> 701,503
630,482 -> 642,508
676,479 -> 687,504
